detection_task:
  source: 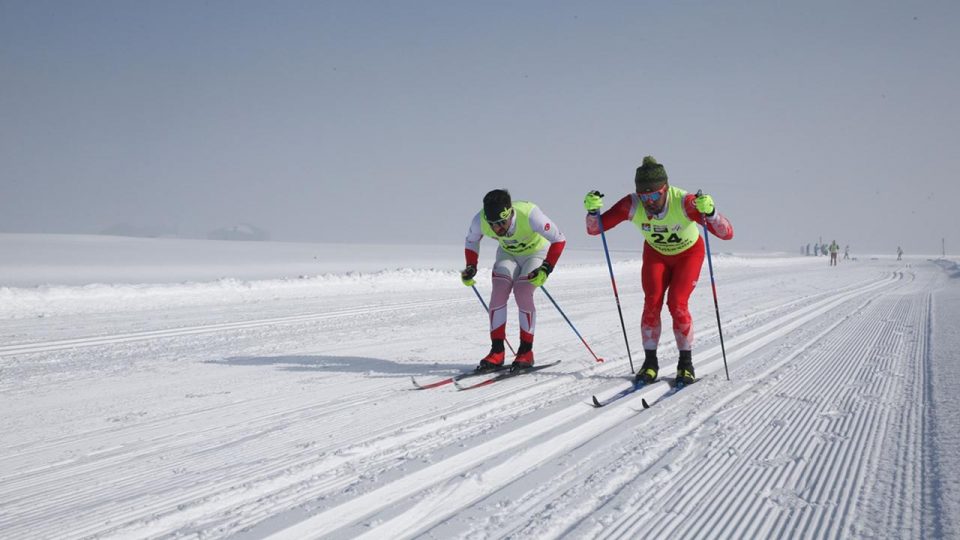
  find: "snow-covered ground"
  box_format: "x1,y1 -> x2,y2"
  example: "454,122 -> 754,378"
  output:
1,233 -> 958,539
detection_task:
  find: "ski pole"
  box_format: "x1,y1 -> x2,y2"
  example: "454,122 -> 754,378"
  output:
590,195 -> 635,373
471,284 -> 516,355
697,190 -> 730,381
540,286 -> 605,363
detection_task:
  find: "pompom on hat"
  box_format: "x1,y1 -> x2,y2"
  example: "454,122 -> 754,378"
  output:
634,156 -> 668,191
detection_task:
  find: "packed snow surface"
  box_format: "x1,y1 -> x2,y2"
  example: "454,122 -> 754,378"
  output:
1,234 -> 958,539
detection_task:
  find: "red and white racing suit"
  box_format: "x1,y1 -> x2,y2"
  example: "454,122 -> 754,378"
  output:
465,206 -> 566,345
586,191 -> 733,352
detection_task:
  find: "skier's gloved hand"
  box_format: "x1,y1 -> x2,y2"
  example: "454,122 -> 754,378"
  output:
461,265 -> 477,286
584,191 -> 604,213
526,262 -> 552,287
694,193 -> 715,216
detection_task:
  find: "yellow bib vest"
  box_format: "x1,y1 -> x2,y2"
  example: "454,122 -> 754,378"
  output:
631,186 -> 701,255
479,201 -> 549,256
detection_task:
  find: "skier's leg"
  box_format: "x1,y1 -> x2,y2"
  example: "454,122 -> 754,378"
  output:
666,238 -> 705,354
641,244 -> 669,352
511,250 -> 546,367
666,239 -> 705,384
481,249 -> 518,368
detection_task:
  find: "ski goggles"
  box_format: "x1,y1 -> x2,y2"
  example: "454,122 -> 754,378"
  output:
638,185 -> 667,202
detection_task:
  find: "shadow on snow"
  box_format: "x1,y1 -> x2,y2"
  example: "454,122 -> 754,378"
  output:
207,355 -> 468,377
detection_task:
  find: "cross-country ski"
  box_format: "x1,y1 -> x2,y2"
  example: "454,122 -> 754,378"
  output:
453,360 -> 563,390
410,365 -> 509,390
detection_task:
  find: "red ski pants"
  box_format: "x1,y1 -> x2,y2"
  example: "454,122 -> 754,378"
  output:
640,237 -> 705,352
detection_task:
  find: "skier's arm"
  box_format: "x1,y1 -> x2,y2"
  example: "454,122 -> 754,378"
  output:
585,194 -> 634,235
528,206 -> 566,268
464,213 -> 483,266
683,194 -> 734,240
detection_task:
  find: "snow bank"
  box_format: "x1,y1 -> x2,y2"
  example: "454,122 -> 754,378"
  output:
0,233 -> 816,319
0,268 -> 465,319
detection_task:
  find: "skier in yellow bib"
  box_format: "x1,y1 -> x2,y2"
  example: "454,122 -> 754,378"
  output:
460,189 -> 566,371
584,156 -> 734,385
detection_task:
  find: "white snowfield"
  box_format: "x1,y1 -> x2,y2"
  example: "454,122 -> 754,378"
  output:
1,234 -> 958,539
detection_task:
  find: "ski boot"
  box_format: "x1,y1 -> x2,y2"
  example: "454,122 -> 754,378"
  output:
476,348 -> 505,373
676,351 -> 696,385
634,350 -> 659,384
675,365 -> 696,385
511,341 -> 535,371
511,350 -> 534,371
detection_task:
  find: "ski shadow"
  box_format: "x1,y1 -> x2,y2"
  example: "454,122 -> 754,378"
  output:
585,373 -> 637,383
208,355 -> 469,378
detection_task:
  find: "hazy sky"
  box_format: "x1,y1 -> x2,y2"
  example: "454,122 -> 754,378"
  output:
2,0 -> 958,253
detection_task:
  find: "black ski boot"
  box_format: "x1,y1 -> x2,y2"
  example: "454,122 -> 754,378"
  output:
676,350 -> 696,385
635,349 -> 659,384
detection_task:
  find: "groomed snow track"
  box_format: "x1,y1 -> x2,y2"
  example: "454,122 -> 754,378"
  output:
0,259 -> 948,539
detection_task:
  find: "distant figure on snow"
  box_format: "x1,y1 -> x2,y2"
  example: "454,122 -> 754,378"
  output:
897,246 -> 904,261
844,245 -> 850,260
829,240 -> 839,266
583,156 -> 734,386
461,189 -> 566,372
814,243 -> 820,256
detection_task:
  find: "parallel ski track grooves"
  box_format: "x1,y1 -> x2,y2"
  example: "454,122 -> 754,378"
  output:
870,291 -> 928,537
265,272 -> 902,539
0,297 -> 467,357
687,298 -> 907,539
498,273 -> 910,539
593,275 -> 925,539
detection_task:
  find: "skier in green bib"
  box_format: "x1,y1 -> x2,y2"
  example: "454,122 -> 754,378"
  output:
583,156 -> 734,385
829,240 -> 840,266
461,189 -> 567,371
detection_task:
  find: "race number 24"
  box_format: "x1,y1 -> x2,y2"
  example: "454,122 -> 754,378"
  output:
651,233 -> 683,244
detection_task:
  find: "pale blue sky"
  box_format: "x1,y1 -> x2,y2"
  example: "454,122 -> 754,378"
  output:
2,0 -> 958,253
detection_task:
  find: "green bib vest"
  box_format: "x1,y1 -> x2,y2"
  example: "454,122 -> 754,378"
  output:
631,186 -> 701,255
479,201 -> 549,256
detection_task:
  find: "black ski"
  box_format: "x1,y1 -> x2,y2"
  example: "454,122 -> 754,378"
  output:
592,377 -> 696,409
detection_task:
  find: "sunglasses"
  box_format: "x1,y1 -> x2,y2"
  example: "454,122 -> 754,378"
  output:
638,185 -> 667,202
